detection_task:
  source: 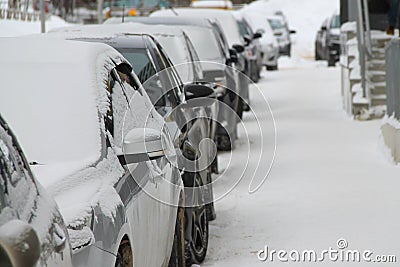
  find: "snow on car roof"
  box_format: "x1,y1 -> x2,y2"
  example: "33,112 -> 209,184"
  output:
151,8 -> 243,47
0,37 -> 126,186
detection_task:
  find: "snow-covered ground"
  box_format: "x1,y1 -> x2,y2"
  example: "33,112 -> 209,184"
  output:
205,61 -> 400,266
0,15 -> 71,36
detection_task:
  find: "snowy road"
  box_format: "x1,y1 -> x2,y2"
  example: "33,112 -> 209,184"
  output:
204,60 -> 400,266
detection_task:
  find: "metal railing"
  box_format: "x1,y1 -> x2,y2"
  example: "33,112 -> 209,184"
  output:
385,40 -> 400,119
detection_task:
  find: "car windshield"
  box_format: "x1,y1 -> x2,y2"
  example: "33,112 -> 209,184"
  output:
330,15 -> 340,28
268,18 -> 285,30
183,27 -> 224,62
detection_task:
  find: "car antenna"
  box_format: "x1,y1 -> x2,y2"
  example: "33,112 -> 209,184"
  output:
168,4 -> 178,16
122,5 -> 125,22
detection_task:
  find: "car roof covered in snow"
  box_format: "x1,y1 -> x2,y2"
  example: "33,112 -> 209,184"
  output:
104,16 -> 213,29
151,8 -> 243,47
0,37 -> 128,184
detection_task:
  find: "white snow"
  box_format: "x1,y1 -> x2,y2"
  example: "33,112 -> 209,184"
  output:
241,0 -> 339,59
0,15 -> 72,37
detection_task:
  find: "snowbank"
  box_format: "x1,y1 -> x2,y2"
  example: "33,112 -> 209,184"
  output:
242,0 -> 339,59
0,15 -> 72,37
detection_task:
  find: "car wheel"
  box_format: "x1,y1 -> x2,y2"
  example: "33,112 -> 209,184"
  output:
189,174 -> 209,264
315,48 -> 321,60
205,170 -> 216,221
327,55 -> 335,67
115,239 -> 133,267
217,133 -> 234,151
267,65 -> 278,71
236,98 -> 244,120
168,206 -> 186,267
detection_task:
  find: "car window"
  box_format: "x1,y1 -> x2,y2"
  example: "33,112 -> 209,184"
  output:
330,15 -> 340,29
237,20 -> 249,37
268,18 -> 285,30
116,48 -> 167,108
155,44 -> 184,104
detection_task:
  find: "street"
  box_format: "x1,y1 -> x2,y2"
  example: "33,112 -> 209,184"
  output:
205,60 -> 400,266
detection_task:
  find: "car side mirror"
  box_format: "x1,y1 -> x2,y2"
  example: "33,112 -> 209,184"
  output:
184,84 -> 215,100
253,32 -> 262,39
290,30 -> 296,34
228,48 -> 239,64
0,220 -> 41,267
119,128 -> 165,165
232,44 -> 245,53
243,35 -> 251,45
321,26 -> 327,31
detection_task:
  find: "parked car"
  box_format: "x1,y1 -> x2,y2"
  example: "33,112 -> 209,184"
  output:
241,10 -> 280,70
315,13 -> 341,67
0,114 -> 73,267
151,8 -> 251,118
47,25 -> 217,264
267,15 -> 296,57
104,16 -> 242,150
232,10 -> 263,82
0,37 -> 185,267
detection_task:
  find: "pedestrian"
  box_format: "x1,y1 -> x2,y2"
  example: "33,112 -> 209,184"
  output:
386,0 -> 400,35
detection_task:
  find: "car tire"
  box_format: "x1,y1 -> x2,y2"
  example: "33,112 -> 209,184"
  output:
217,133 -> 234,151
315,48 -> 321,60
267,65 -> 278,71
189,173 -> 209,264
205,169 -> 216,221
115,239 -> 133,267
236,98 -> 244,120
168,206 -> 186,267
328,55 -> 335,67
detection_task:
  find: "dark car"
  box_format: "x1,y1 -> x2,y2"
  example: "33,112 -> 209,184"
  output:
315,13 -> 341,66
0,114 -> 73,267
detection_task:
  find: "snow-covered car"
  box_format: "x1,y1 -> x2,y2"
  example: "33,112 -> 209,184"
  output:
267,15 -> 296,57
315,13 -> 341,66
0,114 -> 73,267
0,38 -> 185,267
104,16 -> 242,150
241,10 -> 280,70
151,8 -> 250,117
190,0 -> 233,9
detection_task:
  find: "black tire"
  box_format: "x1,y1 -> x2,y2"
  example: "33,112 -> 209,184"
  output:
217,133 -> 234,151
236,98 -> 244,120
327,55 -> 335,67
266,65 -> 278,71
315,47 -> 321,60
168,206 -> 186,267
205,169 -> 216,221
115,239 -> 133,267
189,174 -> 209,264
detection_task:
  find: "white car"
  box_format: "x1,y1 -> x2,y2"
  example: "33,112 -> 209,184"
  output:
267,15 -> 295,57
0,38 -> 185,267
241,10 -> 280,70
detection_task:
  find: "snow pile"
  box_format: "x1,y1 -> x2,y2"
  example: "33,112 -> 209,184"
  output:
242,0 -> 339,59
0,15 -> 72,37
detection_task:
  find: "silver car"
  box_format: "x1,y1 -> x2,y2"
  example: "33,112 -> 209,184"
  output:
0,37 -> 184,267
0,114 -> 73,267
